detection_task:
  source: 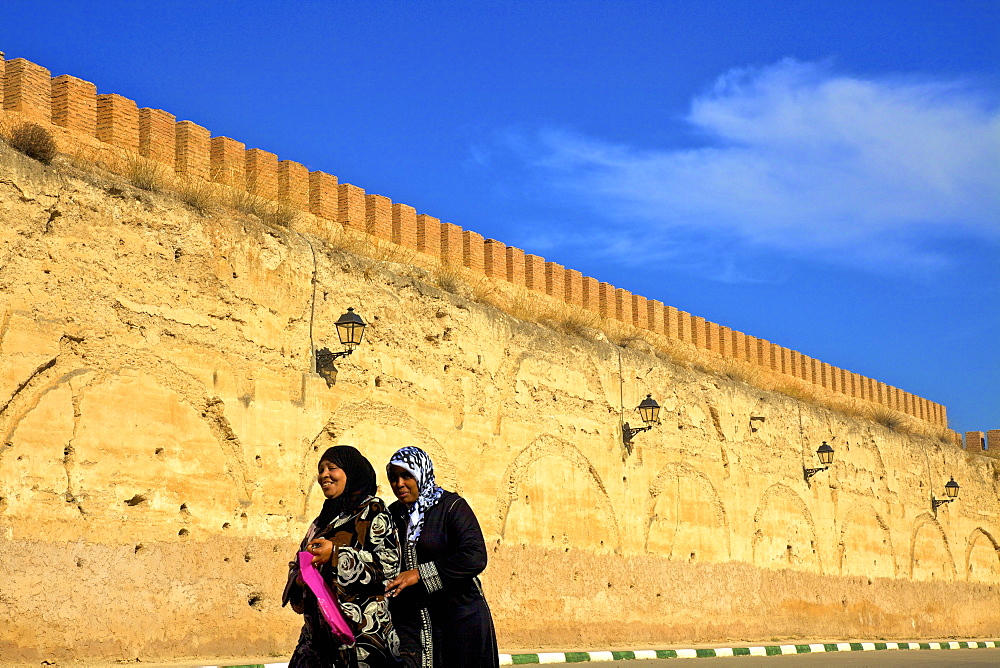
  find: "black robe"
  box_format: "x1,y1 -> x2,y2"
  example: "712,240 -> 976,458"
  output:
388,491 -> 499,668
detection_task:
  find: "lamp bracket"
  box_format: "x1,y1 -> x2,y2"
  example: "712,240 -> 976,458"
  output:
622,422 -> 652,445
931,498 -> 953,511
318,347 -> 354,362
803,466 -> 828,482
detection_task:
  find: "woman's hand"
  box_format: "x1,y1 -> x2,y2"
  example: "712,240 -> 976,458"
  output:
385,569 -> 420,597
307,538 -> 334,567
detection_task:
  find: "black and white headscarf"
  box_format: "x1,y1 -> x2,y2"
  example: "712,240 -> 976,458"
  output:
387,446 -> 444,543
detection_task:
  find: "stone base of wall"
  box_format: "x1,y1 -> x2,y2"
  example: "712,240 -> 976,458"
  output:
2,538 -> 998,663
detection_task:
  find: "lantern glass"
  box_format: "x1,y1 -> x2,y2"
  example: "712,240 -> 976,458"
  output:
637,394 -> 660,425
816,442 -> 834,466
335,307 -> 366,348
945,477 -> 960,499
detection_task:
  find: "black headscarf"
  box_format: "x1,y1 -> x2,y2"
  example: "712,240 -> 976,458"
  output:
314,445 -> 377,530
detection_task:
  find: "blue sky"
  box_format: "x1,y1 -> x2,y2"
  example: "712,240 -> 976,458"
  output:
2,1 -> 997,433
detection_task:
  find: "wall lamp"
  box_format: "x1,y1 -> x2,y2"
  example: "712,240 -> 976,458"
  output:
623,394 -> 661,452
931,477 -> 960,513
803,442 -> 835,482
315,307 -> 367,387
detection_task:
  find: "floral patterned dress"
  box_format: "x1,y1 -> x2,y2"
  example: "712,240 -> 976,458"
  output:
286,496 -> 401,667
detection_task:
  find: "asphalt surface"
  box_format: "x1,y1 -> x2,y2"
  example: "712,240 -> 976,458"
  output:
584,647 -> 1000,667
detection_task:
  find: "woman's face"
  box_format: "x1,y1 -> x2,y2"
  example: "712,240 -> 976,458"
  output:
318,460 -> 347,499
387,464 -> 419,504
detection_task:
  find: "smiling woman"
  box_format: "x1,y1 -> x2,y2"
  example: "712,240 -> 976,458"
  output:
282,445 -> 401,667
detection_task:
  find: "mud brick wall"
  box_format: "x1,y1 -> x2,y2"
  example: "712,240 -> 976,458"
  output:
51,75 -> 97,136
0,53 -> 954,430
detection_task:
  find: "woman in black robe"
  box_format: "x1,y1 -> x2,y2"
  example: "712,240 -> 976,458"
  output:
283,445 -> 401,667
383,446 -> 499,668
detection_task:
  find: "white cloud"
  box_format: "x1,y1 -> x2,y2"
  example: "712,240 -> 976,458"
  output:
516,60 -> 1000,272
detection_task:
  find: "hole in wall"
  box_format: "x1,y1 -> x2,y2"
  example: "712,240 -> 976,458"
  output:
244,553 -> 252,563
178,529 -> 189,537
134,544 -> 144,554
222,522 -> 231,530
124,494 -> 146,507
180,503 -> 189,514
248,594 -> 263,609
154,447 -> 164,456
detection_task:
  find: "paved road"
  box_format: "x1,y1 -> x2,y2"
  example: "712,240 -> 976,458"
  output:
575,647 -> 1000,667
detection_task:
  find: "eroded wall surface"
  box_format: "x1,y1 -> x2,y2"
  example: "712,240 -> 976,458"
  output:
0,53 -> 950,428
1,147 -> 999,663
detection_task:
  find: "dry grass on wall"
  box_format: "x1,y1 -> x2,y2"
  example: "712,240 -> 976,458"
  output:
119,153 -> 164,192
0,120 -> 59,165
228,187 -> 300,228
173,176 -> 218,215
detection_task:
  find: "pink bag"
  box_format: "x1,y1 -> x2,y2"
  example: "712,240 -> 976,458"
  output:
298,551 -> 356,645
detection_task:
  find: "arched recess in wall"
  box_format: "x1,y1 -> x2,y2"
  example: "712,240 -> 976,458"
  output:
965,527 -> 1000,584
497,433 -> 621,553
909,513 -> 956,582
837,502 -> 895,578
489,344 -> 606,437
645,461 -> 730,562
751,483 -> 822,574
301,399 -> 456,519
0,349 -> 252,532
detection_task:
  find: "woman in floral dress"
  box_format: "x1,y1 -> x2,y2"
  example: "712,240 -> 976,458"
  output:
283,445 -> 401,667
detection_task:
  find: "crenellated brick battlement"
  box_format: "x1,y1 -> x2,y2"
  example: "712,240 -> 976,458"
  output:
0,53 -> 950,430
965,430 -> 1000,457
